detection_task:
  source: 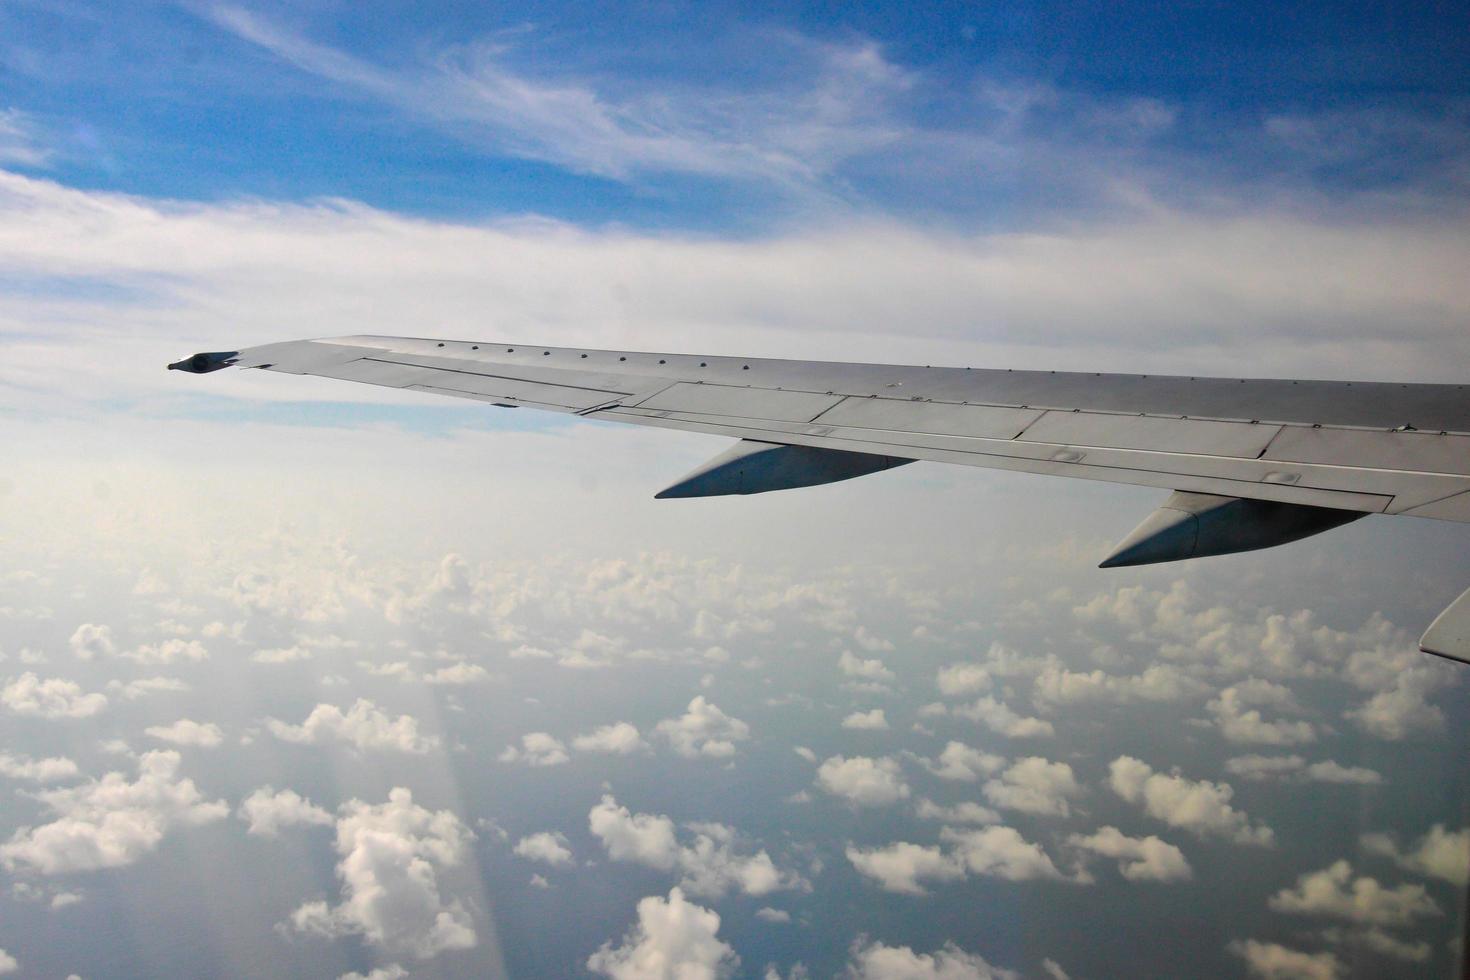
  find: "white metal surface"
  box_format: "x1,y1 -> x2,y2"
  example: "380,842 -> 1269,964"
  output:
198,334 -> 1470,523
1421,586 -> 1470,663
633,382 -> 843,423
1016,411 -> 1281,458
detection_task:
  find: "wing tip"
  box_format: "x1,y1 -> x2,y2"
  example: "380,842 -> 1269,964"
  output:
1419,585 -> 1470,665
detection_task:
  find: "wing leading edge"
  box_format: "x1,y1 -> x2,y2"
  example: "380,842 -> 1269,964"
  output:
170,335 -> 1470,661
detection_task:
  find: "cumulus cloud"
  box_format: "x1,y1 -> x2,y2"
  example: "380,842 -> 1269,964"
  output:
1205,681 -> 1315,746
941,826 -> 1071,882
1031,663 -> 1208,708
1041,960 -> 1071,980
499,732 -> 571,767
11,880 -> 82,911
338,967 -> 408,980
842,709 -> 889,731
676,823 -> 806,899
1224,755 -> 1382,786
914,799 -> 1000,825
589,796 -> 804,898
1361,824 -> 1470,886
1302,761 -> 1383,785
0,750 -> 227,874
816,756 -> 910,807
655,697 -> 750,759
268,699 -> 438,754
123,638 -> 208,665
1344,669 -> 1446,740
252,645 -> 312,664
0,949 -> 14,976
0,753 -> 79,783
1320,925 -> 1429,964
1,673 -> 106,719
982,758 -> 1082,818
1067,826 -> 1192,882
144,719 -> 224,748
935,663 -> 992,698
846,938 -> 1018,980
514,831 -> 574,868
290,788 -> 476,959
1267,861 -> 1440,927
1228,940 -> 1340,980
572,722 -> 648,755
920,742 -> 1004,783
108,676 -> 188,700
1108,756 -> 1272,846
952,698 -> 1054,738
839,651 -> 894,682
847,821 -> 1074,892
1071,582 -> 1457,702
68,623 -> 114,661
589,796 -> 678,870
238,787 -> 335,837
845,842 -> 963,895
853,626 -> 894,652
422,662 -> 490,685
587,888 -> 738,979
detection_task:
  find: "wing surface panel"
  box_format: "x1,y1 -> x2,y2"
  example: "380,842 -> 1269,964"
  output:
237,335 -> 1470,431
1262,426 -> 1470,477
810,399 -> 1043,440
1399,491 -> 1470,521
601,405 -> 1400,513
1015,411 -> 1281,458
207,335 -> 1470,522
632,382 -> 843,423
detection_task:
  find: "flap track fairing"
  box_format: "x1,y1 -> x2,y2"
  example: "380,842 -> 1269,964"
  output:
1099,490 -> 1365,568
655,440 -> 911,499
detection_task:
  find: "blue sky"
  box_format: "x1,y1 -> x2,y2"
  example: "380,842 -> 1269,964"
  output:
3,1 -> 1467,229
1,3 -> 1469,980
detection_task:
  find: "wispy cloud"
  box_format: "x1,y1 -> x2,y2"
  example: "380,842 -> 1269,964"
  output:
197,5 -> 1470,230
204,5 -> 909,189
3,167 -> 1470,419
0,109 -> 50,167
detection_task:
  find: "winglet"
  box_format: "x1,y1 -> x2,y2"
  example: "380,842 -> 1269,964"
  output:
1421,586 -> 1470,665
168,351 -> 240,374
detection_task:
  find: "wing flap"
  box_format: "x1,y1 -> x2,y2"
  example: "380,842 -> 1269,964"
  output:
1399,490 -> 1470,521
1015,411 -> 1281,458
1262,426 -> 1470,476
632,382 -> 842,423
810,398 -> 1042,439
320,359 -> 632,411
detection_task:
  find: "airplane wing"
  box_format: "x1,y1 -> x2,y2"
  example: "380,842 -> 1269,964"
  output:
170,335 -> 1470,661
